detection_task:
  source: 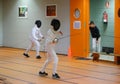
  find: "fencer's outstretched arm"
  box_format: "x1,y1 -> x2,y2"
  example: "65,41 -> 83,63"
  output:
59,31 -> 63,36
39,30 -> 44,39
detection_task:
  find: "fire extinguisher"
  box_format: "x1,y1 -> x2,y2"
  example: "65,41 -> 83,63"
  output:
103,11 -> 108,24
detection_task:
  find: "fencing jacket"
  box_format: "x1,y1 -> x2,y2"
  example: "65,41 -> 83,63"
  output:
30,25 -> 43,40
45,28 -> 60,45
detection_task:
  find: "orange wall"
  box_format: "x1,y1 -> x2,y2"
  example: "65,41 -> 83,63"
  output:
114,0 -> 120,54
70,0 -> 89,57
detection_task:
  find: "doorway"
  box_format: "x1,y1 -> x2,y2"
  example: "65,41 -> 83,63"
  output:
89,0 -> 114,61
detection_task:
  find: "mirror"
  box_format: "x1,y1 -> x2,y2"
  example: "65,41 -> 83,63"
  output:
74,8 -> 80,19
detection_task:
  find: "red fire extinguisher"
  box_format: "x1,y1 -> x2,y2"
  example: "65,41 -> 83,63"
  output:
103,11 -> 108,24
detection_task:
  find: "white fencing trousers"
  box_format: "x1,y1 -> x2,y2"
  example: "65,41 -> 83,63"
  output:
40,43 -> 58,74
92,37 -> 101,53
25,39 -> 40,56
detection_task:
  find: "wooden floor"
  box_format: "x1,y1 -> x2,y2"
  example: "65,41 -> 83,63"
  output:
0,47 -> 120,84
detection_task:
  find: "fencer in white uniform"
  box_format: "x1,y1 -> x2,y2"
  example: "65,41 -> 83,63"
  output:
23,20 -> 44,59
39,19 -> 63,79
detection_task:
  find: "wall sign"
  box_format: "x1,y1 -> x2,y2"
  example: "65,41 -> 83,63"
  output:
18,6 -> 28,18
46,4 -> 57,17
73,21 -> 81,29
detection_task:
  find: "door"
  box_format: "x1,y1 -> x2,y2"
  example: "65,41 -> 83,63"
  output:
70,0 -> 90,57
